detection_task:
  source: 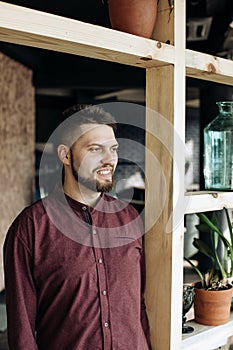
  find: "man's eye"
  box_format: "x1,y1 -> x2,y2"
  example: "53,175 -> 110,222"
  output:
90,147 -> 101,152
112,147 -> 119,152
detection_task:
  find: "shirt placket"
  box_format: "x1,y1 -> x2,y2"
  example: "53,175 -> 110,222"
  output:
82,206 -> 112,350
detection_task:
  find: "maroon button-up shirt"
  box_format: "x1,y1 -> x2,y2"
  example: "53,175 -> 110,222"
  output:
4,186 -> 151,350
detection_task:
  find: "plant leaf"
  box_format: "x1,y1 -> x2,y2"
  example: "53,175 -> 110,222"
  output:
197,212 -> 231,250
224,208 -> 233,246
192,238 -> 215,262
196,211 -> 230,281
195,223 -> 210,233
224,208 -> 233,274
184,257 -> 205,288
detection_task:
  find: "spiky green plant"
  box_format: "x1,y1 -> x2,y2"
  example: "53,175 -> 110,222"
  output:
185,208 -> 233,290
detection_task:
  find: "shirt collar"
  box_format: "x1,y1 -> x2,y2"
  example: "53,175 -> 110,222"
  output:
52,183 -> 111,212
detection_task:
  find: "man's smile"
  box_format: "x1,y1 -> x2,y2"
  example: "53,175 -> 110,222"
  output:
96,166 -> 113,178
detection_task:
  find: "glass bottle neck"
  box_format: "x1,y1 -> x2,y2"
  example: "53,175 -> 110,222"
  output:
217,101 -> 233,115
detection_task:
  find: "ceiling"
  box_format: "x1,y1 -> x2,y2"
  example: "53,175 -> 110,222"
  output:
0,0 -> 233,101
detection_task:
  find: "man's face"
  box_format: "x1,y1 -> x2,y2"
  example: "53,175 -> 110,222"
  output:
69,124 -> 118,193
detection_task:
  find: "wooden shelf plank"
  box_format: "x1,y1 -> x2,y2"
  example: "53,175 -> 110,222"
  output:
182,313 -> 233,350
1,2 -> 233,87
0,1 -> 174,69
186,49 -> 233,86
185,191 -> 233,214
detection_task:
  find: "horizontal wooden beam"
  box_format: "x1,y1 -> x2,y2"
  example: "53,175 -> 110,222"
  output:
185,191 -> 233,214
186,49 -> 233,86
1,3 -> 232,86
182,313 -> 233,349
0,2 -> 174,69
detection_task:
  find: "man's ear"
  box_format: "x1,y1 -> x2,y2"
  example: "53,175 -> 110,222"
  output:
57,144 -> 70,165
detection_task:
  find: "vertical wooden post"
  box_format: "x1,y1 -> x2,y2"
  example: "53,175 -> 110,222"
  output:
152,0 -> 174,44
145,1 -> 186,349
145,65 -> 174,349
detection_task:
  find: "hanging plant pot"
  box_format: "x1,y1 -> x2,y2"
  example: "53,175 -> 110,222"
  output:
107,0 -> 157,39
194,285 -> 233,326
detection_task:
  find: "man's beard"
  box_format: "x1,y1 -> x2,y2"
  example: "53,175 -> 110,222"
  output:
70,150 -> 114,193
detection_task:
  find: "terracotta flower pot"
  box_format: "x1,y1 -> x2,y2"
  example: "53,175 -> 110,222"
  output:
108,0 -> 157,38
194,286 -> 233,326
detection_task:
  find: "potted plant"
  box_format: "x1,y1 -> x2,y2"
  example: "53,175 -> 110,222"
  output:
185,208 -> 233,326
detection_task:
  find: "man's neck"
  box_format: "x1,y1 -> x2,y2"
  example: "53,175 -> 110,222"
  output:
63,181 -> 101,207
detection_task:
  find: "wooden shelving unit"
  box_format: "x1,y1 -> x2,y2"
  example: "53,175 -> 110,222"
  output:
182,313 -> 233,350
185,192 -> 233,214
0,1 -> 233,349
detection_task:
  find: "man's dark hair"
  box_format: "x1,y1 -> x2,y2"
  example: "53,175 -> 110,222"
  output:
58,104 -> 117,147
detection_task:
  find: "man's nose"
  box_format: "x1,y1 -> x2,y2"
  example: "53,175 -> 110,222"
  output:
100,149 -> 117,164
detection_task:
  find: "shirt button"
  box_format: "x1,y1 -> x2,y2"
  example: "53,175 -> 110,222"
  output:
82,206 -> 87,211
104,322 -> 109,328
98,258 -> 103,264
92,229 -> 97,235
102,290 -> 107,296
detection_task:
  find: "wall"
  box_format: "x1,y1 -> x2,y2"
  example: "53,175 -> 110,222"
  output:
0,52 -> 35,291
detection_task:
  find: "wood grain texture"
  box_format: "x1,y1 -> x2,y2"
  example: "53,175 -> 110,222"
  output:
0,2 -> 174,69
0,52 -> 35,291
0,2 -> 232,85
185,191 -> 233,214
152,0 -> 174,45
145,65 -> 174,349
186,50 -> 233,86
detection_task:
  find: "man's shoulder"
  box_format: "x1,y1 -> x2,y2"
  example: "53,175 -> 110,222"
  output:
4,197 -> 47,246
10,196 -> 49,229
20,197 -> 46,216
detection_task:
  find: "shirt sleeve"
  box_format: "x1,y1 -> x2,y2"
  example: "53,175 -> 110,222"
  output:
140,236 -> 152,350
4,213 -> 38,350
